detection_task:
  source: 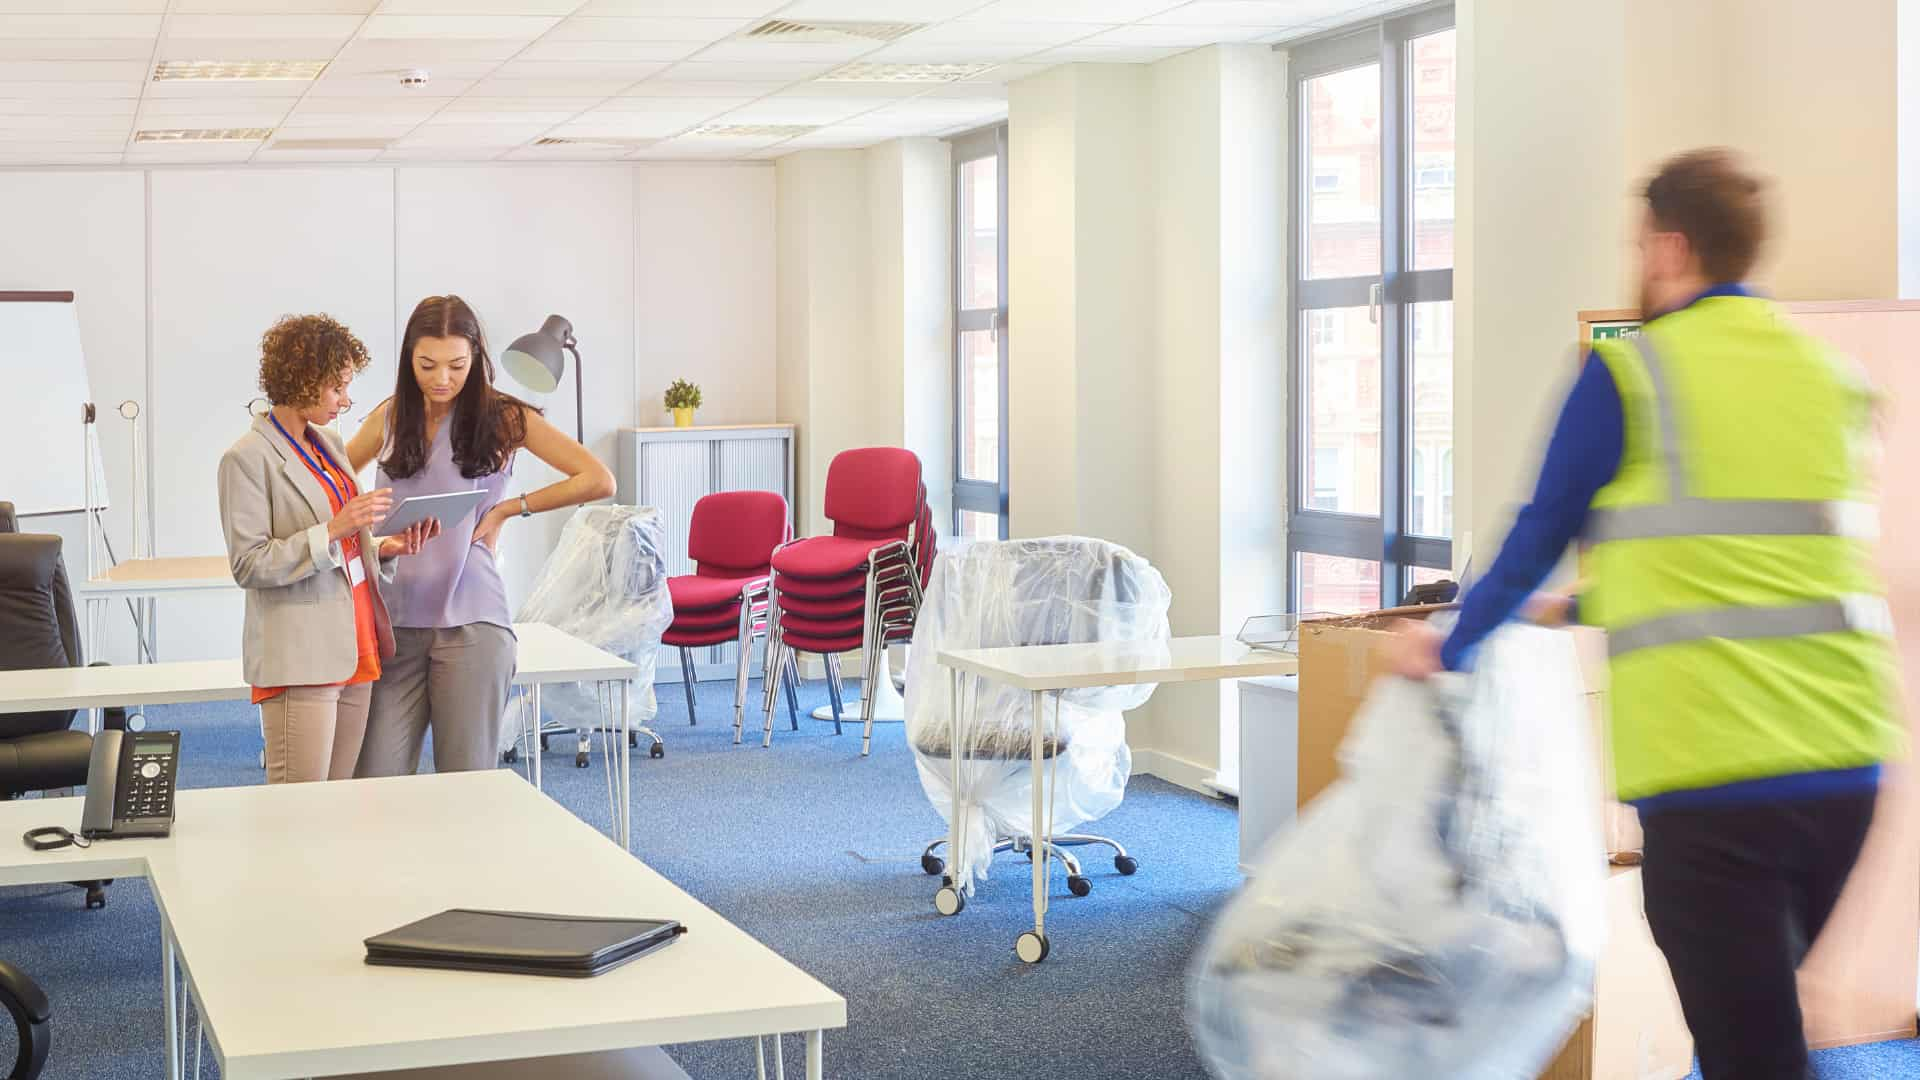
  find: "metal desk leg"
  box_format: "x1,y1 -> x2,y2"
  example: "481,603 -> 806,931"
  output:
933,668 -> 966,917
755,1037 -> 768,1080
773,1034 -> 785,1079
619,679 -> 632,851
530,683 -> 544,791
807,1029 -> 823,1080
163,921 -> 182,1080
1016,689 -> 1050,963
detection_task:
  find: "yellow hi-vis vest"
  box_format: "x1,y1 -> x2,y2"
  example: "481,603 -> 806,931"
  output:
1583,295 -> 1902,801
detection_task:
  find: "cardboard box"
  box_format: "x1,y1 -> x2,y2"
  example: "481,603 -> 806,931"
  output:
1539,868 -> 1694,1080
1295,609 -> 1643,861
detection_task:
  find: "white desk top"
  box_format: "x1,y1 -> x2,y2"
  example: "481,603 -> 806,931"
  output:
0,772 -> 844,1079
73,556 -> 237,597
0,621 -> 634,714
936,634 -> 1300,691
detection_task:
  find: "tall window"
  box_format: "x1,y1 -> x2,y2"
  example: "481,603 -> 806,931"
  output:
951,124 -> 1009,542
1289,8 -> 1455,614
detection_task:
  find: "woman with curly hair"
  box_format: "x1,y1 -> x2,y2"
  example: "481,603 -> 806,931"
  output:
216,314 -> 436,784
342,295 -> 612,776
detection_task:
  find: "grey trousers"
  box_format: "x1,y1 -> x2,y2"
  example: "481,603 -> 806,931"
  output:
356,623 -> 516,777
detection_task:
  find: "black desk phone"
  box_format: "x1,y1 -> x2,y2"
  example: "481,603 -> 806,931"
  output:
80,729 -> 179,839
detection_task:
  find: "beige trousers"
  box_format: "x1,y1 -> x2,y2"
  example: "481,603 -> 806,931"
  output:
259,682 -> 372,784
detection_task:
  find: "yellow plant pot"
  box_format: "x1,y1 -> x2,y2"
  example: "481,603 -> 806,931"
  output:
671,407 -> 695,428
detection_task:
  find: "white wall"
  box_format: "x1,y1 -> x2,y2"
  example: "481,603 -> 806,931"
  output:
0,162 -> 775,663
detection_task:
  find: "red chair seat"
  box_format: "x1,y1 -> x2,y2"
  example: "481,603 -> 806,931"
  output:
770,536 -> 905,580
669,573 -> 764,612
664,624 -> 749,648
669,607 -> 749,633
777,629 -> 865,654
771,573 -> 867,602
771,592 -> 867,619
778,611 -> 867,639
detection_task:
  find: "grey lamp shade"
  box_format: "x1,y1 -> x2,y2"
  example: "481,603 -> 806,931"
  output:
501,314 -> 574,394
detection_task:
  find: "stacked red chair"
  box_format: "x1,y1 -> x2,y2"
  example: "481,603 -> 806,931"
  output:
663,491 -> 797,745
761,448 -> 936,755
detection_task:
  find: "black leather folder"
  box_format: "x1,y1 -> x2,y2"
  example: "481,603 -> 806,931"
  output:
364,910 -> 686,978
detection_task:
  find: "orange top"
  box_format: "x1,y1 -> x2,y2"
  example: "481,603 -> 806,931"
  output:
252,431 -> 381,704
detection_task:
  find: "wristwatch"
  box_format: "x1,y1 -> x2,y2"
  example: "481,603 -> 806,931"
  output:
518,495 -> 533,519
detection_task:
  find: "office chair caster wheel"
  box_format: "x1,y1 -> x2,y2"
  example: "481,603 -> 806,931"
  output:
574,751 -> 590,769
1114,855 -> 1139,876
540,734 -> 551,751
649,743 -> 665,759
502,747 -> 520,765
1015,931 -> 1049,964
1067,875 -> 1091,898
934,885 -> 964,916
85,885 -> 106,910
629,731 -> 639,748
921,853 -> 945,876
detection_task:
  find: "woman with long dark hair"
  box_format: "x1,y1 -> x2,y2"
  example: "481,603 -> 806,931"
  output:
343,295 -> 613,775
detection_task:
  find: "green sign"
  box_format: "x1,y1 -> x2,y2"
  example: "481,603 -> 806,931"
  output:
1590,321 -> 1641,341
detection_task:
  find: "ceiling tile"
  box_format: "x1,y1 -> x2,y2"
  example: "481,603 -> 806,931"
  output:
0,98 -> 137,115
860,43 -> 1037,63
379,147 -> 505,159
360,14 -> 561,40
577,0 -> 783,15
0,40 -> 156,61
957,61 -> 1053,83
1032,43 -> 1185,62
545,17 -> 753,42
961,0 -> 1184,21
256,146 -> 384,161
517,39 -> 702,62
165,14 -> 364,38
125,145 -> 258,163
377,0 -> 579,13
396,122 -> 549,146
169,0 -> 375,11
1257,23 -> 1327,44
331,38 -> 526,64
775,0 -> 985,19
1084,24 -> 1270,46
157,38 -> 350,61
0,124 -> 129,140
0,13 -> 161,37
275,120 -> 422,138
714,96 -> 880,125
502,143 -> 632,160
323,59 -> 499,80
468,77 -> 637,96
140,95 -> 294,116
0,61 -> 149,82
0,80 -> 142,99
0,151 -> 126,164
306,77 -> 480,97
491,60 -> 668,81
286,98 -> 449,119
1144,1 -> 1345,25
559,110 -> 721,136
427,107 -> 580,125
443,95 -> 605,113
617,80 -> 781,98
657,60 -> 835,82
774,80 -> 931,100
900,21 -> 1105,47
145,78 -> 311,99
594,95 -> 747,114
136,111 -> 290,131
690,40 -> 877,64
0,0 -> 162,10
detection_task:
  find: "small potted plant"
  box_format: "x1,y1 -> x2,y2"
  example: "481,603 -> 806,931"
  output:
664,379 -> 702,428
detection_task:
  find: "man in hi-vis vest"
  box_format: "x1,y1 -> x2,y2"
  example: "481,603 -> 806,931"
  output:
1394,148 -> 1903,1079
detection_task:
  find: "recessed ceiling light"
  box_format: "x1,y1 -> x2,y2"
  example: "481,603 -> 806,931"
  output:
689,124 -> 819,138
154,60 -> 328,82
135,128 -> 273,143
534,136 -> 657,148
817,62 -> 996,84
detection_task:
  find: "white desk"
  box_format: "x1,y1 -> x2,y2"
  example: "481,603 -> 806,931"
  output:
71,556 -> 236,663
933,635 -> 1298,962
0,621 -> 643,850
0,772 -> 845,1079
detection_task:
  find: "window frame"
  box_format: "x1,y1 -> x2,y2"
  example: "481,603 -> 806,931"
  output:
949,123 -> 1010,541
1287,5 -> 1455,611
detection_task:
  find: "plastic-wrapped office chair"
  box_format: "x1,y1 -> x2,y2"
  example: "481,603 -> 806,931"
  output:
761,448 -> 934,755
663,491 -> 800,744
904,537 -> 1171,898
508,505 -> 673,766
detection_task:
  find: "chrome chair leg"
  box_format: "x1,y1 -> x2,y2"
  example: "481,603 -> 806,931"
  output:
784,662 -> 800,730
733,606 -> 754,744
822,654 -> 845,734
679,645 -> 698,726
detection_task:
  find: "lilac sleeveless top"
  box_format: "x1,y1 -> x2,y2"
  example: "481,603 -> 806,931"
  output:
378,412 -> 514,631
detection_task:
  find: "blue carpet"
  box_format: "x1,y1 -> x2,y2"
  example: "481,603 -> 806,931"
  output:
1,678 -> 1915,1079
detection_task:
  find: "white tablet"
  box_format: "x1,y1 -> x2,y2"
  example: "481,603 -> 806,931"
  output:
376,489 -> 490,537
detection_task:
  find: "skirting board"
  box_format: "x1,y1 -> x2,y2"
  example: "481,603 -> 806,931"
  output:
1132,748 -> 1224,798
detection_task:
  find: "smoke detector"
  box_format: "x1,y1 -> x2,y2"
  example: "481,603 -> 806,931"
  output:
400,69 -> 430,88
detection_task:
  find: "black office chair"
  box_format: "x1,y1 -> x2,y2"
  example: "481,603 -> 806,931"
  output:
0,504 -> 124,908
0,962 -> 49,1080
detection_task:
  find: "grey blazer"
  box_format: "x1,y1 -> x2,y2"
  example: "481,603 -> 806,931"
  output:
217,415 -> 396,689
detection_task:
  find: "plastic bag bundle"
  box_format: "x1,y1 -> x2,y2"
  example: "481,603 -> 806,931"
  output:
509,505 -> 673,744
903,536 -> 1172,893
1187,624 -> 1605,1080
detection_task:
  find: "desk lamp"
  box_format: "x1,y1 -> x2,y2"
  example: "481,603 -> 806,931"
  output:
501,315 -> 583,444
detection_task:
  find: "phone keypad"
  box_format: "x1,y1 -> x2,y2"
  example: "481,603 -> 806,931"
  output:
129,752 -> 174,818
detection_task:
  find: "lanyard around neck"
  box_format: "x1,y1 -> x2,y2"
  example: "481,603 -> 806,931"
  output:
269,414 -> 348,509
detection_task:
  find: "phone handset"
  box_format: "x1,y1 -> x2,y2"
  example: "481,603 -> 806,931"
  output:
79,730 -> 179,840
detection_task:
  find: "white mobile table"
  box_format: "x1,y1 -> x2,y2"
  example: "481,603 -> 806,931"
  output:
0,621 -> 643,850
71,556 -> 235,663
933,635 -> 1299,962
0,771 -> 845,1079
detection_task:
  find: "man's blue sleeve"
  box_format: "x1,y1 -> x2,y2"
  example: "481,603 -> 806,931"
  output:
1439,353 -> 1624,671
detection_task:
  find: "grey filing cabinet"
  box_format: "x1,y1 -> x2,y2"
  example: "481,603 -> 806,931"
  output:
616,425 -> 795,681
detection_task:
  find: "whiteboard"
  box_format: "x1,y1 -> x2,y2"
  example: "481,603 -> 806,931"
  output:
0,296 -> 107,517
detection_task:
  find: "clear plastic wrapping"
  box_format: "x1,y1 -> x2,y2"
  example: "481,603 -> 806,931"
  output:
902,536 -> 1172,893
508,504 -> 673,746
1187,624 -> 1605,1080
